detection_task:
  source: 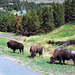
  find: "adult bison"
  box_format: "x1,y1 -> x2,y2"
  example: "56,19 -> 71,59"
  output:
7,40 -> 24,54
50,48 -> 75,65
30,44 -> 43,58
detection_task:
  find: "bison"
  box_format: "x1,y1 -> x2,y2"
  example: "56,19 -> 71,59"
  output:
7,40 -> 24,54
50,48 -> 75,65
30,44 -> 43,58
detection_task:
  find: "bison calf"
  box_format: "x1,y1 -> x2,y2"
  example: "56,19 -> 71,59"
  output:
50,48 -> 75,65
7,40 -> 24,54
30,44 -> 43,58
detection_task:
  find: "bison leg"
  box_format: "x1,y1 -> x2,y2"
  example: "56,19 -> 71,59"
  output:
19,49 -> 21,54
59,59 -> 62,64
22,49 -> 24,54
63,60 -> 65,65
74,61 -> 75,65
39,52 -> 43,58
13,49 -> 15,53
73,60 -> 75,65
72,58 -> 75,65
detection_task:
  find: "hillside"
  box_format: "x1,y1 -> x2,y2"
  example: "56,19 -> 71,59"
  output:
0,23 -> 75,56
0,23 -> 75,75
28,23 -> 75,55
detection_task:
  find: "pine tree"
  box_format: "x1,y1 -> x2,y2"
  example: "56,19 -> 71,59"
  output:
42,6 -> 51,32
61,4 -> 65,25
0,11 -> 15,32
53,2 -> 65,27
52,2 -> 59,27
49,5 -> 55,31
22,9 -> 40,35
7,14 -> 15,32
64,0 -> 75,22
29,8 -> 40,34
71,0 -> 75,22
0,16 -> 8,32
57,3 -> 65,26
65,0 -> 71,22
21,10 -> 30,33
37,8 -> 43,32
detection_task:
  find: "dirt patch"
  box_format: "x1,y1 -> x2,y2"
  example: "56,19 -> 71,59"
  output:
0,34 -> 21,41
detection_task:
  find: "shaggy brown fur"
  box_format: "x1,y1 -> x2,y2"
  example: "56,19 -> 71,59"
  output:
50,48 -> 75,65
30,44 -> 43,58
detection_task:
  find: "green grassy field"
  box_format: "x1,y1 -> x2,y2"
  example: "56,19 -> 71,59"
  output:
0,23 -> 75,75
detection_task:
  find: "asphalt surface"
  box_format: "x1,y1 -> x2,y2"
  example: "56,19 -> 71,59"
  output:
0,56 -> 40,75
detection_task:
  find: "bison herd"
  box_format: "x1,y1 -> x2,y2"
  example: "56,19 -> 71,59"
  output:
6,40 -> 75,65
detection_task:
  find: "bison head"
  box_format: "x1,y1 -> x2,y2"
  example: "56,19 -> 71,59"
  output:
30,52 -> 36,58
7,42 -> 10,48
50,56 -> 57,64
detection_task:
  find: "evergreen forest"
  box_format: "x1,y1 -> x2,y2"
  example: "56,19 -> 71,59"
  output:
0,0 -> 75,36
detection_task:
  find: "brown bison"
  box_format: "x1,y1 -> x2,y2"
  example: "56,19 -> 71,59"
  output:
30,44 -> 43,58
7,40 -> 24,54
50,48 -> 75,65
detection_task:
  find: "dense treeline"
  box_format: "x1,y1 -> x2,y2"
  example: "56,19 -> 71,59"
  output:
0,11 -> 15,32
0,0 -> 75,36
65,0 -> 75,22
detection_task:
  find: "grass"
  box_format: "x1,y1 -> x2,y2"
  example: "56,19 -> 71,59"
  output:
0,37 -> 10,49
28,23 -> 75,42
0,23 -> 75,75
28,23 -> 75,50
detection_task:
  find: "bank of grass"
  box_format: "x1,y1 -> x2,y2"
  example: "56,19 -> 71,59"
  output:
28,23 -> 75,43
0,23 -> 75,75
28,23 -> 75,51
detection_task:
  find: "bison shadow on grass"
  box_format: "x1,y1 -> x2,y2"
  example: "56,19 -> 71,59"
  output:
47,61 -> 69,65
7,40 -> 24,54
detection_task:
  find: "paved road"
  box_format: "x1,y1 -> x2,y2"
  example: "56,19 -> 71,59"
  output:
0,56 -> 40,75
